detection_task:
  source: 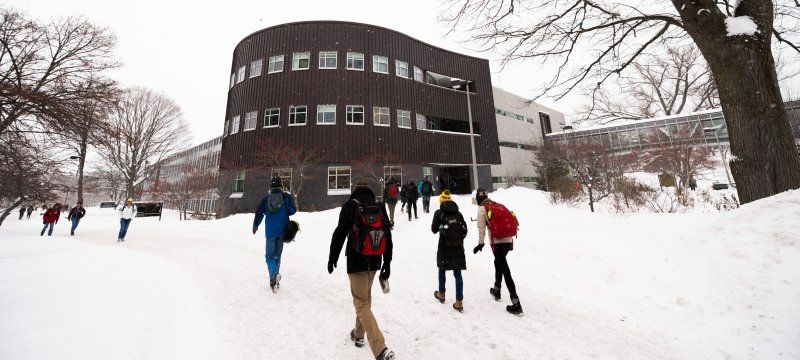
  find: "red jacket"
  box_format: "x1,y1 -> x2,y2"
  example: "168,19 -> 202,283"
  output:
42,209 -> 59,224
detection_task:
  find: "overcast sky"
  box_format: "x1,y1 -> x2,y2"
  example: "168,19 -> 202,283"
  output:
13,0 -> 582,146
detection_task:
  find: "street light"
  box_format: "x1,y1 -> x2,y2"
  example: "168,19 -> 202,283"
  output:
451,78 -> 479,192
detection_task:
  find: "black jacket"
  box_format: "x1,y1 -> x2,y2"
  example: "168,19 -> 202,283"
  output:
68,207 -> 86,220
430,200 -> 467,271
405,183 -> 419,201
329,187 -> 393,273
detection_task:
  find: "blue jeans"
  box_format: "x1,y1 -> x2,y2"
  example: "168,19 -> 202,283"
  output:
118,218 -> 132,239
438,269 -> 463,301
265,236 -> 284,282
41,222 -> 55,236
70,217 -> 81,234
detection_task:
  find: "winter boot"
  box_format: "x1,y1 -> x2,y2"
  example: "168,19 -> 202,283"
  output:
453,300 -> 463,312
349,329 -> 365,348
269,279 -> 277,294
377,347 -> 395,360
433,290 -> 445,303
506,298 -> 523,316
489,287 -> 501,301
275,273 -> 281,289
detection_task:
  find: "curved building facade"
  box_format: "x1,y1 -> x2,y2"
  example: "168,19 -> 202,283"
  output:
219,21 -> 500,214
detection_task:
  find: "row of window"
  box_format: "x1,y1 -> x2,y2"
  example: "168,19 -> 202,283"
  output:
230,51 -> 425,89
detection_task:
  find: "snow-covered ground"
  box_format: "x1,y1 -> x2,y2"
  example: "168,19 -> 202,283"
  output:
1,187 -> 798,359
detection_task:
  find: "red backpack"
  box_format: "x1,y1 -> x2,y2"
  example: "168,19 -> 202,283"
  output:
387,184 -> 399,199
349,199 -> 388,256
483,200 -> 519,239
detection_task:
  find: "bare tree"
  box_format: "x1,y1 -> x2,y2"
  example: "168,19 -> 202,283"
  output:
96,87 -> 189,200
0,133 -> 60,226
0,7 -> 119,136
249,138 -> 323,209
639,129 -> 716,199
444,0 -> 800,204
161,161 -> 218,220
351,152 -> 403,195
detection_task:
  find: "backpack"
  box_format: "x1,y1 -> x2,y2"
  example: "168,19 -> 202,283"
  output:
483,200 -> 519,239
440,212 -> 467,246
349,199 -> 388,256
283,220 -> 300,243
422,181 -> 432,195
387,184 -> 399,199
267,192 -> 284,213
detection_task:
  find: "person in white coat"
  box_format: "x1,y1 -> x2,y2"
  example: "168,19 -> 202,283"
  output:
117,198 -> 138,242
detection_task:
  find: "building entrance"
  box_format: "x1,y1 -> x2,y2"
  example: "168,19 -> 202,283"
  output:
438,166 -> 472,195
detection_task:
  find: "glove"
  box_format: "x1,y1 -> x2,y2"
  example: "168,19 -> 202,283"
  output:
379,262 -> 391,280
252,228 -> 257,234
473,243 -> 484,254
327,260 -> 337,274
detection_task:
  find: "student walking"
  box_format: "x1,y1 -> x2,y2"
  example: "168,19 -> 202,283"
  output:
67,201 -> 86,236
431,191 -> 468,312
405,181 -> 419,221
117,198 -> 137,242
18,207 -> 25,220
26,205 -> 34,219
40,203 -> 61,236
473,188 -> 523,316
382,177 -> 400,226
328,180 -> 395,360
252,177 -> 297,293
420,177 -> 434,213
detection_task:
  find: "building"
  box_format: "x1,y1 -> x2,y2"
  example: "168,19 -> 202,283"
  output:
150,137 -> 221,215
219,21 -> 502,214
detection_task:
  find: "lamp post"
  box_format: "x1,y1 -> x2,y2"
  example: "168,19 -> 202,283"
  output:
451,78 -> 479,192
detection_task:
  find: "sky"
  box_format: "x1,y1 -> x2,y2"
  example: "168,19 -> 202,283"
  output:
12,0 -> 583,146
2,182 -> 799,359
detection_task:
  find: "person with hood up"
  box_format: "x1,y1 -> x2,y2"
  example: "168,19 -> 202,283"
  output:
253,176 -> 297,293
40,203 -> 61,236
405,181 -> 419,221
430,190 -> 468,312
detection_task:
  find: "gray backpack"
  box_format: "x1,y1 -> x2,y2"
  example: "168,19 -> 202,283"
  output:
267,193 -> 284,213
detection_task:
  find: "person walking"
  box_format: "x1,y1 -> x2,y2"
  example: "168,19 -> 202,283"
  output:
405,181 -> 419,221
382,177 -> 400,226
26,205 -> 34,219
431,190 -> 468,312
328,179 -> 395,360
40,203 -> 61,236
67,201 -> 86,236
252,176 -> 297,293
399,182 -> 408,214
420,176 -> 434,213
117,198 -> 137,242
18,206 -> 25,220
473,188 -> 523,316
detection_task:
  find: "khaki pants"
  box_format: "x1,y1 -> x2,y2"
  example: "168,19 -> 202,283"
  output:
386,203 -> 396,223
349,271 -> 386,357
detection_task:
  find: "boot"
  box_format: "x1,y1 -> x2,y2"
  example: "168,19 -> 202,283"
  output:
506,298 -> 523,316
453,299 -> 463,312
433,290 -> 445,303
489,287 -> 501,301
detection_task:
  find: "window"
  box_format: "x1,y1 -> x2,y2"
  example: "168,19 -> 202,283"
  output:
346,105 -> 364,125
289,106 -> 307,126
372,55 -> 388,74
395,60 -> 409,78
416,113 -> 426,130
268,55 -> 284,73
244,111 -> 257,131
347,52 -> 364,70
264,108 -> 280,128
319,51 -> 337,69
229,73 -> 236,89
317,105 -> 336,125
250,59 -> 263,78
236,66 -> 246,83
328,166 -> 351,194
539,112 -> 552,135
413,66 -> 423,82
233,171 -> 245,193
383,166 -> 402,184
397,110 -> 411,128
230,115 -> 240,134
271,168 -> 292,192
292,52 -> 310,70
373,107 -> 390,126
223,119 -> 229,137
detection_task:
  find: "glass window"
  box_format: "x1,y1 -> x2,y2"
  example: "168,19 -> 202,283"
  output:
268,55 -> 284,73
289,106 -> 307,126
229,73 -> 236,89
416,113 -> 426,130
250,59 -> 263,78
236,66 -> 246,83
292,52 -> 310,70
317,105 -> 336,125
328,166 -> 351,191
319,51 -> 337,69
395,60 -> 409,78
383,166 -> 402,184
233,171 -> 245,193
423,167 -> 433,178
397,110 -> 411,128
347,52 -> 364,70
230,115 -> 240,134
373,107 -> 390,126
539,112 -> 552,134
264,108 -> 280,128
271,168 -> 292,192
244,111 -> 257,131
346,105 -> 364,125
413,66 -> 423,82
372,55 -> 388,74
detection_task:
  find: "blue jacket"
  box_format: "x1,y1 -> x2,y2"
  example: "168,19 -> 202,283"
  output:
253,189 -> 297,239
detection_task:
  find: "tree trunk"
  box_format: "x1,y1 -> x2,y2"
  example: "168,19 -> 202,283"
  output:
678,1 -> 800,204
0,198 -> 25,227
77,136 -> 88,203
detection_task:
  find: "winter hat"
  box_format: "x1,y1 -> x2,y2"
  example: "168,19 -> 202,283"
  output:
475,188 -> 488,205
127,197 -> 134,202
439,190 -> 452,204
270,176 -> 283,189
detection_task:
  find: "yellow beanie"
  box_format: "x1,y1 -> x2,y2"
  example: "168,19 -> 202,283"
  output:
439,189 -> 452,204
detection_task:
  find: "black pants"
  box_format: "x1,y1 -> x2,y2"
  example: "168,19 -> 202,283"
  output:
493,243 -> 518,300
407,199 -> 417,219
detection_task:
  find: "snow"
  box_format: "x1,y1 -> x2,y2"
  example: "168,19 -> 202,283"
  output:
726,16 -> 759,37
2,188 -> 799,359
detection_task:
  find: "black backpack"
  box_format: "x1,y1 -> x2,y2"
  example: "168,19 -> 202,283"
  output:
440,212 -> 467,246
349,199 -> 388,256
267,193 -> 285,213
